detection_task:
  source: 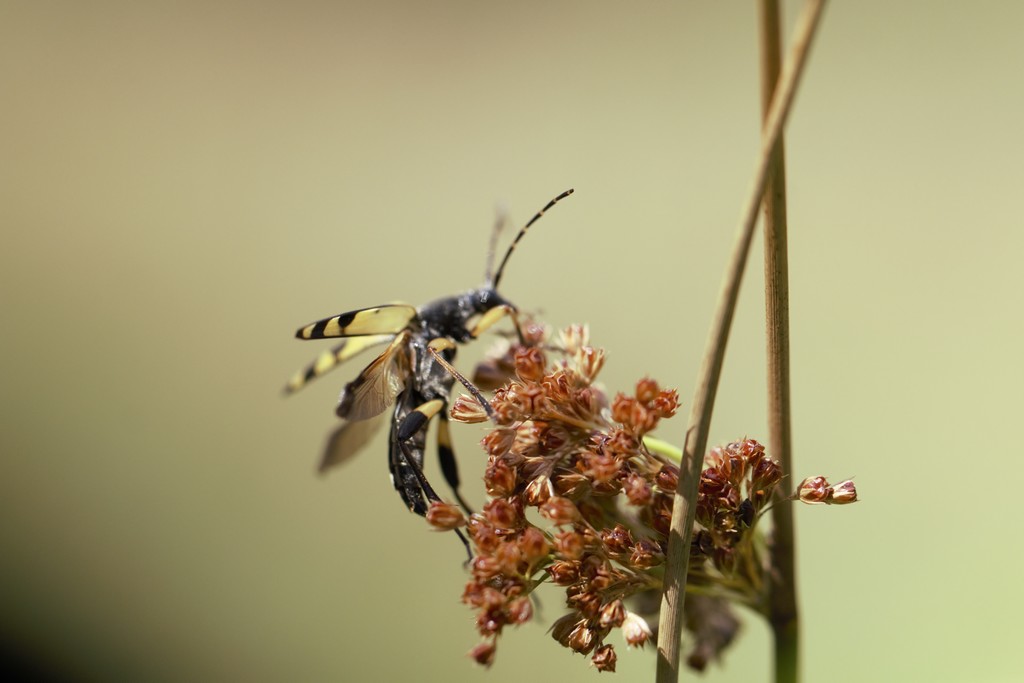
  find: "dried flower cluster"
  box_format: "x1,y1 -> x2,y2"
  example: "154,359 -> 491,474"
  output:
426,324 -> 856,672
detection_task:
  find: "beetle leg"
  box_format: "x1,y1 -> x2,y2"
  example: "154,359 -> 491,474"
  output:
437,409 -> 474,514
396,434 -> 472,560
427,339 -> 496,421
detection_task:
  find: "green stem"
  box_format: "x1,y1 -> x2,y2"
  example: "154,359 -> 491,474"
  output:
643,436 -> 683,463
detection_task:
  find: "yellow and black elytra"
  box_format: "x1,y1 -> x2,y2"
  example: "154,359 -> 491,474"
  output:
286,189 -> 574,548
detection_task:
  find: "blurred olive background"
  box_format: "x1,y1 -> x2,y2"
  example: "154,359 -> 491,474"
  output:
2,1 -> 1022,681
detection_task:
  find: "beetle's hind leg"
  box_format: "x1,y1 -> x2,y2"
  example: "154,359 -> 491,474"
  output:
388,413 -> 430,516
394,397 -> 475,514
436,409 -> 474,514
393,433 -> 472,560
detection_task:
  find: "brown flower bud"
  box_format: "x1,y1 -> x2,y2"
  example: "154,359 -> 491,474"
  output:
623,472 -> 653,506
719,451 -> 747,486
622,611 -> 653,648
580,555 -> 612,590
553,530 -> 585,560
736,438 -> 765,460
829,479 -> 858,504
600,524 -> 634,556
656,465 -> 679,492
636,377 -> 660,404
491,389 -> 522,424
522,321 -> 546,345
425,501 -> 465,530
450,394 -> 490,423
598,599 -> 626,629
569,591 -> 602,619
482,428 -> 516,456
484,458 -> 517,497
575,386 -> 602,420
461,581 -> 485,607
469,640 -> 496,667
630,538 -> 664,568
568,622 -> 597,654
471,555 -> 502,581
797,475 -> 831,504
506,596 -> 533,625
524,474 -> 554,505
539,423 -> 569,453
700,466 -> 729,496
591,643 -> 617,672
583,451 -> 621,484
542,370 -> 572,404
476,607 -> 505,635
483,498 -> 519,530
514,346 -> 547,383
469,519 -> 500,554
471,586 -> 505,610
494,541 -> 523,575
611,394 -> 636,425
653,389 -> 680,418
540,496 -> 580,525
547,560 -> 580,585
750,455 -> 783,492
517,526 -> 550,564
605,428 -> 638,457
516,383 -> 547,416
630,401 -> 657,434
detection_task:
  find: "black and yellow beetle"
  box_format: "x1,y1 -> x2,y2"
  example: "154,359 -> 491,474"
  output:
285,189 -> 574,536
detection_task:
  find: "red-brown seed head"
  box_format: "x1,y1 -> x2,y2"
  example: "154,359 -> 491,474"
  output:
425,501 -> 466,530
829,479 -> 858,504
469,640 -> 497,667
635,377 -> 660,405
450,394 -> 490,423
540,496 -> 581,526
514,346 -> 547,383
591,643 -> 617,672
797,475 -> 831,504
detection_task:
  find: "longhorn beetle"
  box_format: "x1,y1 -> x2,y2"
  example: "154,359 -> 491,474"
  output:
285,189 -> 574,550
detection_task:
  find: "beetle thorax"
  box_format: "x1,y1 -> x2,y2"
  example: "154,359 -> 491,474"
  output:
416,287 -> 511,343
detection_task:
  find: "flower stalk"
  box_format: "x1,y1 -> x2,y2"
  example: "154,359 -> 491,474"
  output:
758,0 -> 800,680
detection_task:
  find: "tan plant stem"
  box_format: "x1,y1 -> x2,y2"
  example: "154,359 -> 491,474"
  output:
757,1 -> 800,682
654,2 -> 826,682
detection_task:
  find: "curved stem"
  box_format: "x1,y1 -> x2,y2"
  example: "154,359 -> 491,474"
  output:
655,3 -> 827,682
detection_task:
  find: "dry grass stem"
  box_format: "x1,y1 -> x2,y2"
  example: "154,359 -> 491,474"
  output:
757,1 -> 801,681
655,2 -> 827,682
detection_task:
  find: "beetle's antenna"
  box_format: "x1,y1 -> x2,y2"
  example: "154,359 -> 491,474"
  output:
491,188 -> 574,290
483,202 -> 509,284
